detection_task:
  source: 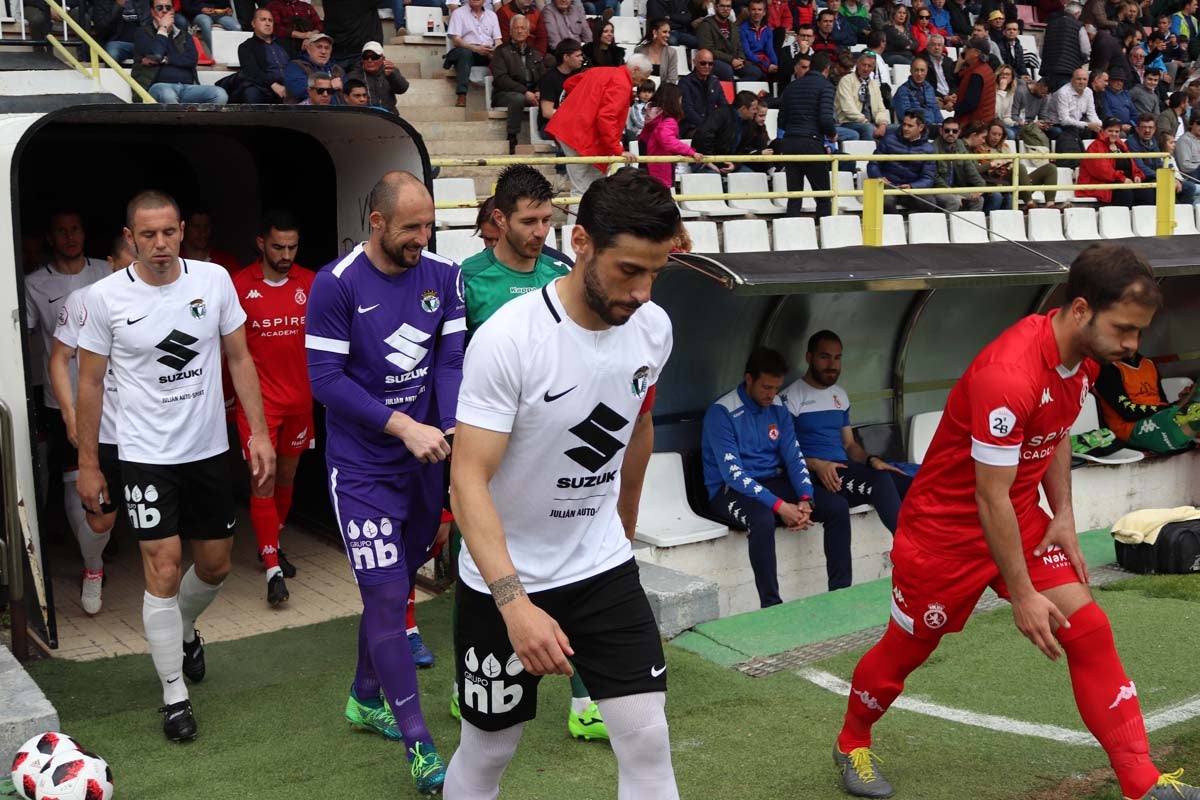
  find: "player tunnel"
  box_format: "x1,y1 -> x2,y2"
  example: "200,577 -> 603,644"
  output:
0,104 -> 430,647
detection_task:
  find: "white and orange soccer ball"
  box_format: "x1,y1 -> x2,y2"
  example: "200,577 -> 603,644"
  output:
10,732 -> 82,800
34,749 -> 113,800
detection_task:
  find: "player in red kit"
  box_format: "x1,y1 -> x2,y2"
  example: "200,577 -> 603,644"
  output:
835,245 -> 1200,800
232,211 -> 316,607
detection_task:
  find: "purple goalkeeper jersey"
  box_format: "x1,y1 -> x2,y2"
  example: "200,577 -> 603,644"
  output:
306,244 -> 466,472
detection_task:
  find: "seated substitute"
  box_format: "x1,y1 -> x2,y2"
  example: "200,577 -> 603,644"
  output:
1095,351 -> 1200,453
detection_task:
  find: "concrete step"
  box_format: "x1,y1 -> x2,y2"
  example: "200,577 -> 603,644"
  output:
397,76 -> 461,103
426,138 -> 512,156
0,644 -> 60,770
439,164 -> 562,195
412,118 -> 508,141
383,42 -> 447,79
635,560 -> 720,639
395,105 -> 483,122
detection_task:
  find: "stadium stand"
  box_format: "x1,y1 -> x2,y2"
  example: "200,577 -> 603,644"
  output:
721,219 -> 770,252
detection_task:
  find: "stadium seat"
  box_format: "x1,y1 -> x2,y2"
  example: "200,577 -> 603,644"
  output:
679,173 -> 745,217
211,29 -> 252,66
842,139 -> 875,173
819,215 -> 863,248
684,220 -> 720,253
948,210 -> 988,243
1056,167 -> 1095,205
1097,206 -> 1134,239
772,216 -> 818,250
433,229 -> 484,264
1027,207 -> 1065,241
1131,204 -> 1159,236
620,0 -> 636,15
722,219 -> 770,252
891,63 -> 910,85
1161,376 -> 1193,403
528,107 -> 552,145
765,108 -> 779,140
726,171 -> 784,215
736,81 -> 770,97
406,5 -> 445,35
545,225 -> 557,249
610,15 -> 643,45
672,45 -> 690,75
1017,34 -> 1040,79
908,410 -> 943,463
988,209 -> 1028,241
882,214 -> 907,245
771,171 -> 789,210
561,224 -> 576,260
1063,207 -> 1100,240
1070,401 -> 1144,465
836,172 -> 863,211
432,177 -> 478,228
907,212 -> 949,244
1174,204 -> 1199,235
634,453 -> 729,547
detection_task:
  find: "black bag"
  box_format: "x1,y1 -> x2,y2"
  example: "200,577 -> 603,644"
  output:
1114,521 -> 1200,575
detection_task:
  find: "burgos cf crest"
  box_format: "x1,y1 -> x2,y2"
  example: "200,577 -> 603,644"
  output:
189,298 -> 207,319
631,365 -> 649,397
421,289 -> 440,313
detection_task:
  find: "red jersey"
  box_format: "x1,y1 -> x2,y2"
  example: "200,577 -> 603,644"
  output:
232,260 -> 316,416
899,310 -> 1099,558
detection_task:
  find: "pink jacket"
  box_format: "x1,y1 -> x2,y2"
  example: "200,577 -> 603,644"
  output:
638,108 -> 695,187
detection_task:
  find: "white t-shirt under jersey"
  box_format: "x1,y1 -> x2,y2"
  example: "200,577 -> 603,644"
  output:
455,279 -> 673,594
24,259 -> 109,409
77,260 -> 246,465
54,286 -> 120,446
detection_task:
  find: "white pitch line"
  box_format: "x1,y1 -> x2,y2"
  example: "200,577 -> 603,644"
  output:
1145,696 -> 1200,732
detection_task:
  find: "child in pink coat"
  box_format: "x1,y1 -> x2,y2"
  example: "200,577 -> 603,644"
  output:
638,82 -> 705,187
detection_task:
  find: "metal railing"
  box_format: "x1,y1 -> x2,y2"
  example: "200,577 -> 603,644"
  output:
0,399 -> 28,660
430,149 -> 1178,246
42,0 -> 156,104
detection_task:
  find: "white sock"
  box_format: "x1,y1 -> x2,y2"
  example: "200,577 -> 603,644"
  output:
178,566 -> 222,643
571,696 -> 592,715
443,719 -> 525,800
266,566 -> 282,582
599,693 -> 679,800
65,480 -> 108,572
142,592 -> 188,706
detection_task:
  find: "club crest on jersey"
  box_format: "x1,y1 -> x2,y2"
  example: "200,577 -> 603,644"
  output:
189,298 -> 207,319
924,603 -> 947,629
294,287 -> 307,305
767,423 -> 780,441
631,365 -> 650,397
833,394 -> 842,409
1080,375 -> 1090,408
421,289 -> 440,313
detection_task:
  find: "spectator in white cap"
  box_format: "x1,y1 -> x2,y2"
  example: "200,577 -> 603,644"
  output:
285,32 -> 347,102
347,40 -> 410,113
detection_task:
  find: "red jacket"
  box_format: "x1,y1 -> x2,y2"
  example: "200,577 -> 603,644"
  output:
768,0 -> 793,30
545,66 -> 633,170
1077,137 -> 1144,202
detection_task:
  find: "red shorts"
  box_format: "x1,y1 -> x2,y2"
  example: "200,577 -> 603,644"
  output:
888,527 -> 1082,640
235,406 -> 315,459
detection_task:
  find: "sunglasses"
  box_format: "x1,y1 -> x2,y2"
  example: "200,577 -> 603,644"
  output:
362,52 -> 383,60
153,4 -> 173,10
313,87 -> 333,94
918,14 -> 931,18
695,59 -> 713,65
942,127 -> 960,133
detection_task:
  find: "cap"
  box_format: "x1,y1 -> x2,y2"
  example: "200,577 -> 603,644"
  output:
987,10 -> 1004,20
306,32 -> 332,44
362,40 -> 384,55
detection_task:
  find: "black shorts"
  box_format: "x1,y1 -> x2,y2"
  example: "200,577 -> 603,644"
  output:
38,407 -> 78,478
121,453 -> 236,541
84,443 -> 124,515
454,558 -> 667,732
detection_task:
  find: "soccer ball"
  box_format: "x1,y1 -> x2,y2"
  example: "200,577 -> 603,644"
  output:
10,733 -> 81,800
34,749 -> 112,800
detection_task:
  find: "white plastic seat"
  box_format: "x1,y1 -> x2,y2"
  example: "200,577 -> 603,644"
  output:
882,214 -> 907,245
1131,204 -> 1159,236
1056,166 -> 1094,205
1161,377 -> 1193,403
771,216 -> 818,250
1063,206 -> 1100,240
836,171 -> 863,211
765,108 -> 779,140
679,173 -> 744,217
671,45 -> 690,75
819,215 -> 863,248
736,80 -> 770,97
528,106 -> 552,145
1174,204 -> 1199,235
634,453 -> 730,547
891,63 -> 910,85
907,212 -> 949,244
211,29 -> 252,66
1070,400 -> 1144,465
989,209 -> 1028,242
432,177 -> 478,228
771,171 -> 789,210
610,15 -> 643,45
842,139 -> 876,174
726,171 -> 784,215
433,229 -> 484,264
1027,207 -> 1065,241
406,6 -> 446,35
908,410 -> 943,464
722,219 -> 770,252
949,211 -> 988,243
544,225 -> 557,249
684,220 -> 720,253
1097,206 -> 1134,239
560,223 -> 577,260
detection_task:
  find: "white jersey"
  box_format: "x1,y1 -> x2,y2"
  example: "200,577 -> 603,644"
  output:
455,279 -> 673,594
24,259 -> 109,408
77,259 -> 246,465
53,286 -> 120,446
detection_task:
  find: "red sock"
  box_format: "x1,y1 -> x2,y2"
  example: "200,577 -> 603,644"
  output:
1057,602 -> 1159,799
274,483 -> 294,529
405,588 -> 418,635
250,496 -> 280,571
838,621 -> 940,752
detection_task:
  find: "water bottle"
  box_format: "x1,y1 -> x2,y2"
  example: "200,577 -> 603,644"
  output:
428,17 -> 435,32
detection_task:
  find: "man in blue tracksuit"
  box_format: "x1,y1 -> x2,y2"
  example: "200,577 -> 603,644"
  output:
703,347 -> 842,609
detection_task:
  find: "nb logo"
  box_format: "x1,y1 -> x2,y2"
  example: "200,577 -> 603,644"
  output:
384,324 -> 431,372
565,403 -> 630,473
156,329 -> 200,371
462,647 -> 525,715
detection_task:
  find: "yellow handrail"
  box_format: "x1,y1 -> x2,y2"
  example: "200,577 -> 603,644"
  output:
43,0 -> 157,104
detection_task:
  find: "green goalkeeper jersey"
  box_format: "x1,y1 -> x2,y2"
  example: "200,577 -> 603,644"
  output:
460,248 -> 571,332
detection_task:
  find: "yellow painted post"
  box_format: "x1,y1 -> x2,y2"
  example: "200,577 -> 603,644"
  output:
829,159 -> 840,216
862,177 -> 884,246
1010,152 -> 1021,210
1155,162 -> 1175,236
90,45 -> 99,81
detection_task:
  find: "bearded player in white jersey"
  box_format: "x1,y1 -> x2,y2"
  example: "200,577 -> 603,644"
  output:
445,168 -> 683,800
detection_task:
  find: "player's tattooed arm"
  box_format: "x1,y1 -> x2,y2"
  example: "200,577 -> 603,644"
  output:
489,574 -> 528,608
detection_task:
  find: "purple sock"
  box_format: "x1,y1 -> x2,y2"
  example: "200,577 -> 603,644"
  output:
353,618 -> 381,702
361,578 -> 434,756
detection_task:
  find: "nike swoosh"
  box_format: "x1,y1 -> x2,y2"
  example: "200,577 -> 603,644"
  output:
543,386 -> 577,402
395,693 -> 416,707
49,295 -> 65,304
650,664 -> 666,678
167,676 -> 180,684
357,304 -> 380,314
127,315 -> 149,325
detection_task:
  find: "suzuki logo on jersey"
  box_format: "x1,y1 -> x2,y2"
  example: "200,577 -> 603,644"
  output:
564,403 -> 630,473
344,517 -> 399,571
125,483 -> 161,529
384,366 -> 429,385
384,324 -> 431,372
462,647 -> 524,715
155,329 -> 201,373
